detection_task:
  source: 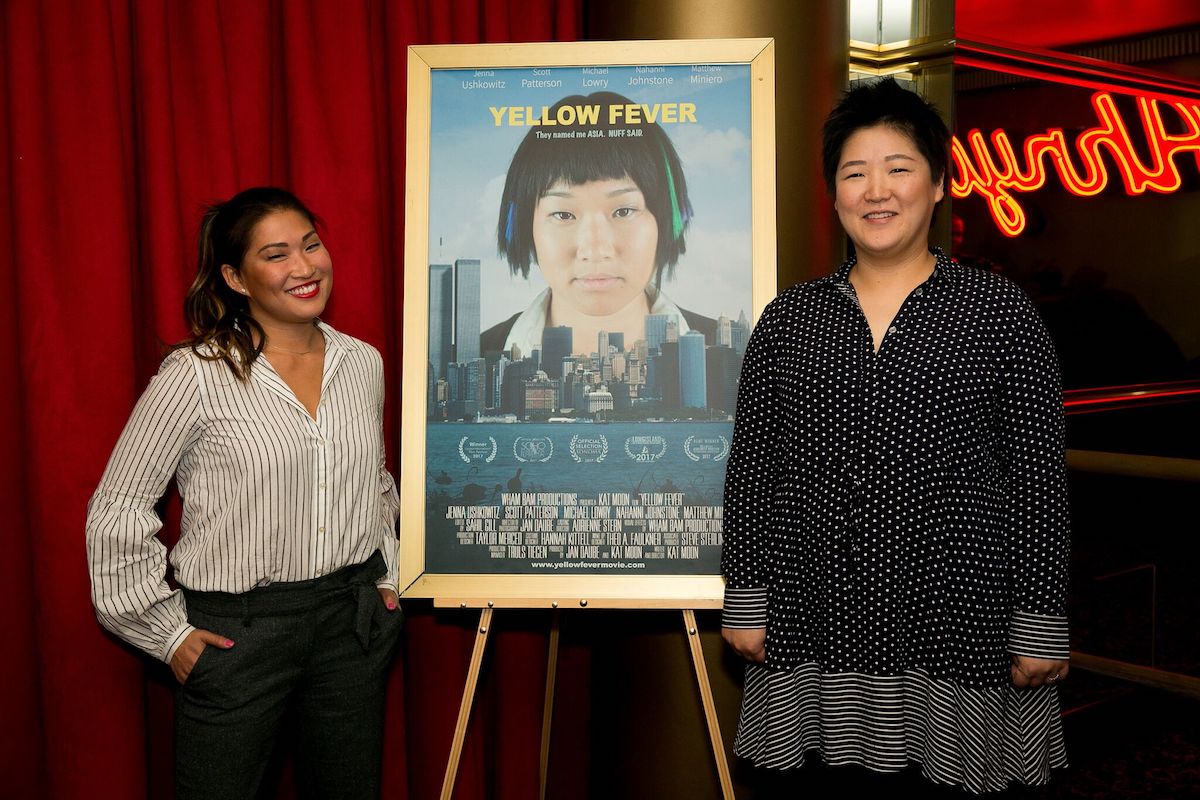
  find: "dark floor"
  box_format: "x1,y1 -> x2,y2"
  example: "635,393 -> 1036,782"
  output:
1046,673 -> 1200,799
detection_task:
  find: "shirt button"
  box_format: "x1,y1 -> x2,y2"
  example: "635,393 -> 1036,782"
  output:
318,526 -> 326,534
915,288 -> 923,296
318,438 -> 326,445
888,326 -> 897,334
319,483 -> 327,490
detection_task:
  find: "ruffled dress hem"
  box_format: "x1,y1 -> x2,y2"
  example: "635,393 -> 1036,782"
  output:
734,662 -> 1067,795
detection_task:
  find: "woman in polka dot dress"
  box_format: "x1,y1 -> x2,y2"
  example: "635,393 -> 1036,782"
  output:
720,77 -> 1069,795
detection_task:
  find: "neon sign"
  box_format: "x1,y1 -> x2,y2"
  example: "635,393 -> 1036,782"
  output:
951,91 -> 1200,237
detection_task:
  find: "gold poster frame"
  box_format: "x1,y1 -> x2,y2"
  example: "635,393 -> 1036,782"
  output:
399,38 -> 777,607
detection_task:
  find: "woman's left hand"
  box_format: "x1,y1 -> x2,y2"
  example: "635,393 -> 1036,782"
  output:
1011,655 -> 1069,689
377,587 -> 399,611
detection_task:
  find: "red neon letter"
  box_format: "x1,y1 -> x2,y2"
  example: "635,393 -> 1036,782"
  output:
952,92 -> 1200,237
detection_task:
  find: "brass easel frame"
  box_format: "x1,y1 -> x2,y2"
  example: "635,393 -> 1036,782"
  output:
434,598 -> 732,800
399,39 -> 775,799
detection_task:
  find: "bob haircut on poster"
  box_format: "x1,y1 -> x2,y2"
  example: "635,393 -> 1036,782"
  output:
400,39 -> 776,607
496,90 -> 693,284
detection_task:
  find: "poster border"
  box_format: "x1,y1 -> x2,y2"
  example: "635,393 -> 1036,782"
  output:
400,38 -> 777,605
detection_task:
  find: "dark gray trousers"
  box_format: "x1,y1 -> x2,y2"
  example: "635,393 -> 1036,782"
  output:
175,552 -> 401,800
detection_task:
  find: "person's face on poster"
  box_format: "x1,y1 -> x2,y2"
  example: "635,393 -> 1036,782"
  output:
531,176 -> 659,320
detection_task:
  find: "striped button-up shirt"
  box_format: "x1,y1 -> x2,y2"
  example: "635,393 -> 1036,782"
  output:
86,322 -> 400,664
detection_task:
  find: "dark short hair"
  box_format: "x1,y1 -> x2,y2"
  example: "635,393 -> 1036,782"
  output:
821,77 -> 950,195
496,91 -> 692,286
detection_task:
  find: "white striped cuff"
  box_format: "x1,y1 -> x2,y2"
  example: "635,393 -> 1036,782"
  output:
163,622 -> 197,665
722,586 -> 768,629
1008,610 -> 1070,659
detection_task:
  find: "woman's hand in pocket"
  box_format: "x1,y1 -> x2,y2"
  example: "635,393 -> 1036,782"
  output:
171,629 -> 235,684
377,587 -> 399,612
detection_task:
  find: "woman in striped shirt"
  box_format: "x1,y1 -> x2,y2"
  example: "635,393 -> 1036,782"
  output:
87,187 -> 402,799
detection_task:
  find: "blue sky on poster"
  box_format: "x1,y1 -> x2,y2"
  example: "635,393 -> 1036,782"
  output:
426,63 -> 753,330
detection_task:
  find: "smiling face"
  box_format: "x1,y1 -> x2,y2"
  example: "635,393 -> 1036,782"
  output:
531,177 -> 658,319
834,124 -> 944,264
221,209 -> 332,328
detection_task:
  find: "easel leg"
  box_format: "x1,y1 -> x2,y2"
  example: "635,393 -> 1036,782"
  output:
440,607 -> 494,800
683,609 -> 735,800
539,608 -> 561,800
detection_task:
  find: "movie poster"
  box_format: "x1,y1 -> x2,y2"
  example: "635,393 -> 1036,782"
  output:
421,61 -> 755,576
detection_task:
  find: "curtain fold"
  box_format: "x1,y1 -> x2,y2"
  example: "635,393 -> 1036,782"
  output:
0,1 -> 581,797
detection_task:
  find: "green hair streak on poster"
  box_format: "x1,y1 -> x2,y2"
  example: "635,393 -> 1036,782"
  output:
661,142 -> 685,240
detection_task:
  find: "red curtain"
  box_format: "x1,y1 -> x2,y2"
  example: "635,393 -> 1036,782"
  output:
0,1 -> 581,797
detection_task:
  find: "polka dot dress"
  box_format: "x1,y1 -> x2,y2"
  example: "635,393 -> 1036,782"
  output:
720,250 -> 1069,794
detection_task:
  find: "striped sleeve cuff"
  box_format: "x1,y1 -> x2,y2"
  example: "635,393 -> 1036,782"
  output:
1008,610 -> 1070,659
722,586 -> 768,629
162,622 -> 197,665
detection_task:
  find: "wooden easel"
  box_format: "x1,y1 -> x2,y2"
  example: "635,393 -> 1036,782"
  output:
436,600 -> 734,800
